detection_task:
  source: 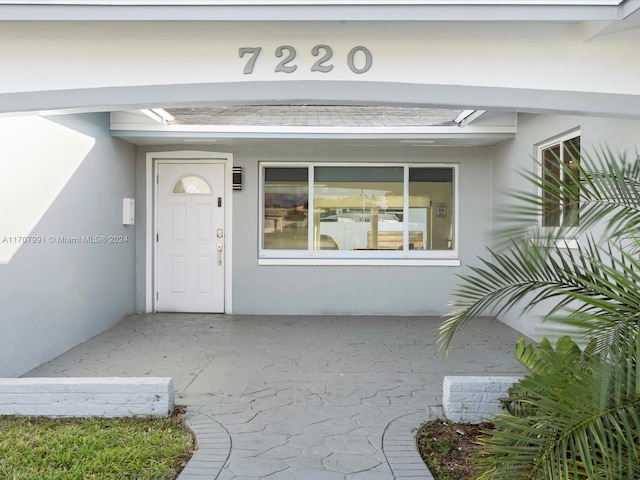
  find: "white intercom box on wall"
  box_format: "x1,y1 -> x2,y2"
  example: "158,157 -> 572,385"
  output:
123,198 -> 135,225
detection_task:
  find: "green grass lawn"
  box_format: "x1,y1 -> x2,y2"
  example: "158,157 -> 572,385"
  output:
0,411 -> 195,480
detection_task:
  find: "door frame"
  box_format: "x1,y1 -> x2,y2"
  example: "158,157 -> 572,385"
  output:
145,151 -> 233,313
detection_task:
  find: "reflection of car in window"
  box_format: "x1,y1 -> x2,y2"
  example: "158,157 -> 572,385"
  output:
318,210 -> 421,250
319,234 -> 339,250
320,212 -> 399,222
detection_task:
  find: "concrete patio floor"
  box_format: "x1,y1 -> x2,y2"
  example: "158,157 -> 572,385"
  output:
25,314 -> 528,479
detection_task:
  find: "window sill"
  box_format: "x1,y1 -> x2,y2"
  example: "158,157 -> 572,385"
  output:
258,258 -> 461,266
530,238 -> 579,249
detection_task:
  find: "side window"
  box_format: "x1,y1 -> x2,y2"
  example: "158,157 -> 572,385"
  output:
539,133 -> 580,228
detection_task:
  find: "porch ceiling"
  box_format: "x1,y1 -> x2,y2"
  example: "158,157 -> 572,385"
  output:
110,105 -> 517,147
165,106 -> 462,128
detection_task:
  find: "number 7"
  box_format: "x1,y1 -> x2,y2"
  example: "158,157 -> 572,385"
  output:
239,47 -> 262,74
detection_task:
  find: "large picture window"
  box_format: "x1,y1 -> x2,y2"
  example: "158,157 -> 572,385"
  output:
261,163 -> 458,264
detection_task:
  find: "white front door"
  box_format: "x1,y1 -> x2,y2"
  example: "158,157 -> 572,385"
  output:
156,162 -> 225,312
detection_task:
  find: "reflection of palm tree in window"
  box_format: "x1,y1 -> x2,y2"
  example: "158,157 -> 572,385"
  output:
285,207 -> 306,221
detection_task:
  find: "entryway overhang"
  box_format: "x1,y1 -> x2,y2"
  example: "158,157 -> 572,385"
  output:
8,80 -> 640,120
111,105 -> 517,147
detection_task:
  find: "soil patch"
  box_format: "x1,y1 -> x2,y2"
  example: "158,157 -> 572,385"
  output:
415,419 -> 494,480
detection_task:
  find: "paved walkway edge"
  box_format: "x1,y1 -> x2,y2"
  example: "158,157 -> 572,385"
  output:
178,410 -> 231,479
383,409 -> 442,480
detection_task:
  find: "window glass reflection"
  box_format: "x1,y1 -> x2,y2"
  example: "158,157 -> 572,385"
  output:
314,167 -> 404,250
409,168 -> 454,250
263,168 -> 309,250
541,135 -> 581,228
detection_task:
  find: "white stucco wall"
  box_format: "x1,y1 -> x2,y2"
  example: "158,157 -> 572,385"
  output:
1,21 -> 639,118
0,10 -> 638,365
1,21 -> 635,94
0,113 -> 137,377
490,113 -> 640,340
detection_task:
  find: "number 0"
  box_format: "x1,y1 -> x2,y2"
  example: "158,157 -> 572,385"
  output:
347,46 -> 372,74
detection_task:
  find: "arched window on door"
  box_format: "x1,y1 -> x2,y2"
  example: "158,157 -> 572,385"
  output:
172,175 -> 212,194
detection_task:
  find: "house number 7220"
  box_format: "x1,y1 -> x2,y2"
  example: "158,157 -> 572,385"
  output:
239,45 -> 373,75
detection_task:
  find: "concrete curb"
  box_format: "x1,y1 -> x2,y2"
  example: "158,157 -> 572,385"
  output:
443,375 -> 521,423
178,410 -> 231,479
383,409 -> 438,479
0,377 -> 174,417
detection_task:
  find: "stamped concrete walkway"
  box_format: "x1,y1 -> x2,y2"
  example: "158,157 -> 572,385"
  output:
26,314 -> 528,479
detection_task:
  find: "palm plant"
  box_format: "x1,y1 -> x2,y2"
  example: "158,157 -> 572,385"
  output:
439,148 -> 640,479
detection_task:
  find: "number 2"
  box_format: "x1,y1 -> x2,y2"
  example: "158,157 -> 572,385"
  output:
311,44 -> 333,73
275,45 -> 297,73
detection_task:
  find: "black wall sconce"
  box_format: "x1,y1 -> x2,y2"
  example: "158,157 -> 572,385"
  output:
233,167 -> 242,190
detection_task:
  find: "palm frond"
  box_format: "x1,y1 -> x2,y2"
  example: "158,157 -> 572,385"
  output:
492,148 -> 640,247
475,334 -> 640,479
439,237 -> 640,351
442,148 -> 640,480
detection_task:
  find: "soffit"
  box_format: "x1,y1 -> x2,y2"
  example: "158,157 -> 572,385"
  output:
165,106 -> 461,127
0,1 -> 636,22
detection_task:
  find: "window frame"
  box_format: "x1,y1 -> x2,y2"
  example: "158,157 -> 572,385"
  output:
258,162 -> 460,266
536,129 -> 581,234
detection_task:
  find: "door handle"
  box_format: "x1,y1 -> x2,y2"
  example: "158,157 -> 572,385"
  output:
217,243 -> 223,266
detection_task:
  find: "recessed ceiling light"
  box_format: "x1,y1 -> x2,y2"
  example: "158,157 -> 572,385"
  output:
454,110 -> 486,126
139,108 -> 174,124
